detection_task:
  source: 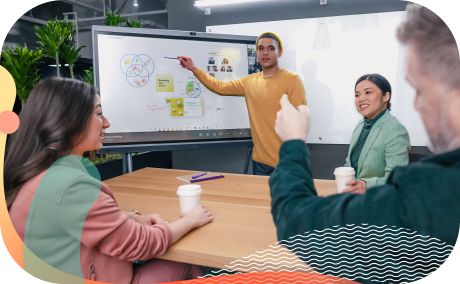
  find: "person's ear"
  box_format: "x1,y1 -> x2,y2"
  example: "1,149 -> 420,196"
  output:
278,50 -> 283,58
383,92 -> 390,103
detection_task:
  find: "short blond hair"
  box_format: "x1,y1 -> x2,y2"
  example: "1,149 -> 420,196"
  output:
397,4 -> 460,89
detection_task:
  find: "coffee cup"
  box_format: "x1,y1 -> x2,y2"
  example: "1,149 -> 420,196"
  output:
334,167 -> 356,193
177,184 -> 202,213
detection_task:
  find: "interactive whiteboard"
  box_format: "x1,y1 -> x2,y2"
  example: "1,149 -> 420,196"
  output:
208,11 -> 428,146
92,26 -> 257,146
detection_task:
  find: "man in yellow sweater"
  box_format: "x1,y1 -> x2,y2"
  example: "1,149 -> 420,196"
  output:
178,32 -> 307,175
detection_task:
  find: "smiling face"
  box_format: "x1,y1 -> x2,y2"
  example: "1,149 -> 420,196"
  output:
71,95 -> 110,156
257,38 -> 282,70
355,80 -> 389,119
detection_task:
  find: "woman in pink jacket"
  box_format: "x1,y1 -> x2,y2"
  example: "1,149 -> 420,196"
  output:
5,77 -> 213,284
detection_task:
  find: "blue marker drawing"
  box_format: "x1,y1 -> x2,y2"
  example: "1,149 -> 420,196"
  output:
120,54 -> 155,88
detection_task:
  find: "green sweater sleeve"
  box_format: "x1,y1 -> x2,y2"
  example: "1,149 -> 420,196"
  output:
269,141 -> 407,284
270,140 -> 404,240
270,141 -> 458,284
194,68 -> 245,96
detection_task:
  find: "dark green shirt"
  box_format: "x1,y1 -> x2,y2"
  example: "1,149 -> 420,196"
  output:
350,109 -> 388,175
270,140 -> 459,284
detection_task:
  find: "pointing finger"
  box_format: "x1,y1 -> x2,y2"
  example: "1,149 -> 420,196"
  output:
280,94 -> 296,110
297,105 -> 309,114
279,94 -> 289,104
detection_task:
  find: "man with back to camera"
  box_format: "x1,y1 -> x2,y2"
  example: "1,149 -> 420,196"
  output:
178,32 -> 307,176
270,4 -> 460,283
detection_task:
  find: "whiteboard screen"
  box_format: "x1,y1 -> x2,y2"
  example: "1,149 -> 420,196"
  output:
208,11 -> 428,146
93,28 -> 256,145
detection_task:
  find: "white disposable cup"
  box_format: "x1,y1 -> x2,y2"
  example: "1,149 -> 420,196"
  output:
177,185 -> 202,213
334,167 -> 356,193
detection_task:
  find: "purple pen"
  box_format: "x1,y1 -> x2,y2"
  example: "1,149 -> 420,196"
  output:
190,175 -> 224,183
192,172 -> 207,179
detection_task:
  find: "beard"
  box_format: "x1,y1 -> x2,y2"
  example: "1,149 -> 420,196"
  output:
426,109 -> 458,154
426,136 -> 441,154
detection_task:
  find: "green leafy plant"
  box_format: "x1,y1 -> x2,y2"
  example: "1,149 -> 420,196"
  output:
81,67 -> 94,86
92,153 -> 136,164
125,18 -> 143,28
104,11 -> 124,26
59,19 -> 85,79
34,18 -> 71,77
1,44 -> 43,107
60,42 -> 85,79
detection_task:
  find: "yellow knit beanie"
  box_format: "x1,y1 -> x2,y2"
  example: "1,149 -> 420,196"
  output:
255,32 -> 283,52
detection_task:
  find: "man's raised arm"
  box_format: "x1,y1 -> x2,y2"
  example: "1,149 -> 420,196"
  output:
178,56 -> 244,96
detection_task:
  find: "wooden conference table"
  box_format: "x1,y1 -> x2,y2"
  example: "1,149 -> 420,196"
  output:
104,168 -> 338,273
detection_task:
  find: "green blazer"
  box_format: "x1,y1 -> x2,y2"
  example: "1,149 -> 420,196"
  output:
345,110 -> 411,188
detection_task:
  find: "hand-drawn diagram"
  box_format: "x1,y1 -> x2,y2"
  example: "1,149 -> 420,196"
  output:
185,81 -> 201,98
120,54 -> 155,88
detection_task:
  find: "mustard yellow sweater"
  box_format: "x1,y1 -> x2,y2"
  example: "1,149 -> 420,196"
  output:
194,68 -> 307,167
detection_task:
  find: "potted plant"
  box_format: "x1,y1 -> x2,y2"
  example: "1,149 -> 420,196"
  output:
1,44 -> 43,107
104,11 -> 124,26
81,67 -> 94,86
34,18 -> 72,77
60,42 -> 85,79
125,18 -> 143,28
59,20 -> 85,79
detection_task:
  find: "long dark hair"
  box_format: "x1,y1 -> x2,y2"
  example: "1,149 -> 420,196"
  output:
355,74 -> 392,111
4,77 -> 97,210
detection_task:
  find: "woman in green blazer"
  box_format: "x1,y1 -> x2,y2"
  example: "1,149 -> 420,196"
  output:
343,74 -> 411,194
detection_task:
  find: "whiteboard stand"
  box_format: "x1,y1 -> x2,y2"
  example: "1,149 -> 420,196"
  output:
123,153 -> 133,174
244,146 -> 253,175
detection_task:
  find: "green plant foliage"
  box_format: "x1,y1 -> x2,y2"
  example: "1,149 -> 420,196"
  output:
60,19 -> 76,44
1,44 -> 43,105
92,153 -> 136,164
60,42 -> 86,79
58,19 -> 86,79
125,18 -> 143,28
104,11 -> 124,26
81,67 -> 94,86
34,18 -> 71,77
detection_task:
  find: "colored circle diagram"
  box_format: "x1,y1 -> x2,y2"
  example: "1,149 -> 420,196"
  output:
120,54 -> 155,88
186,81 -> 201,98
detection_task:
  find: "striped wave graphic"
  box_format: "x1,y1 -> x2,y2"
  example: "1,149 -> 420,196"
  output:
200,224 -> 453,283
195,272 -> 357,284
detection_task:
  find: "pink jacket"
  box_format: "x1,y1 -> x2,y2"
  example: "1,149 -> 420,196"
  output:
9,169 -> 173,284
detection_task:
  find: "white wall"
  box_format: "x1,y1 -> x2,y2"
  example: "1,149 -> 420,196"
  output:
208,11 -> 428,147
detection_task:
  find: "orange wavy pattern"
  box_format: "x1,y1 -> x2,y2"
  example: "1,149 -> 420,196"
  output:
169,272 -> 361,284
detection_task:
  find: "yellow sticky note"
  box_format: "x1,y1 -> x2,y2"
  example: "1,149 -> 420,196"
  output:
170,98 -> 184,116
136,81 -> 142,86
156,74 -> 174,92
124,59 -> 130,64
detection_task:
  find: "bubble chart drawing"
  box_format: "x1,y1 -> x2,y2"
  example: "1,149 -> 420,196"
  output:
120,54 -> 155,88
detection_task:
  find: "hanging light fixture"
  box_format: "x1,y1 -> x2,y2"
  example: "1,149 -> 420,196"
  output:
134,0 -> 139,7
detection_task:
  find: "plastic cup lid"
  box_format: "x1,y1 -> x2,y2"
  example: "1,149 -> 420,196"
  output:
177,184 -> 202,196
334,167 -> 355,176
